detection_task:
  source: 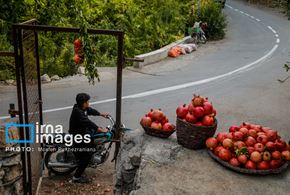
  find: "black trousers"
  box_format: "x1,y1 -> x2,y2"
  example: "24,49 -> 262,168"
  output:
73,144 -> 94,178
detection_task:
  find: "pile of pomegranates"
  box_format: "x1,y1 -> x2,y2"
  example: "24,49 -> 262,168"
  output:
176,94 -> 216,126
206,122 -> 290,170
140,109 -> 175,132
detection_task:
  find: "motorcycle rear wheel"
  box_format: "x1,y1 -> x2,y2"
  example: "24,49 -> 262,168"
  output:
44,150 -> 77,176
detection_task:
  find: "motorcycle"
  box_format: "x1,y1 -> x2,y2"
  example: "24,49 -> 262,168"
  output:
44,115 -> 125,175
191,21 -> 207,44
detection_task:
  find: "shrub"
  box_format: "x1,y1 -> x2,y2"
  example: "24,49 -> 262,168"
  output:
0,0 -> 227,81
189,0 -> 227,40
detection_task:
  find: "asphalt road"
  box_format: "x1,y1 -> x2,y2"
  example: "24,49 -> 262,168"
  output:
1,1 -> 290,140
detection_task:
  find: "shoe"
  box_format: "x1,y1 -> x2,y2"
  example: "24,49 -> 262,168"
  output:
72,176 -> 91,183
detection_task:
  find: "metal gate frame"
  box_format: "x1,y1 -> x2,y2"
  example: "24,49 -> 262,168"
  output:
10,20 -> 125,195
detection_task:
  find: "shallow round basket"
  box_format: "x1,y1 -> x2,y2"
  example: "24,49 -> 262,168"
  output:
208,150 -> 290,175
140,123 -> 175,139
176,117 -> 217,149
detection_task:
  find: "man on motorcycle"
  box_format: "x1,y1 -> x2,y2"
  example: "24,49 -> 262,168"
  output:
69,93 -> 108,183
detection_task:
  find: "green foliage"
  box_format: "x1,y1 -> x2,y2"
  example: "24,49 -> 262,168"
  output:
189,0 -> 227,40
0,0 -> 226,82
0,33 -> 15,80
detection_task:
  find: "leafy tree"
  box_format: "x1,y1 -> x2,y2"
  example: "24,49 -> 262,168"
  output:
0,0 -> 226,82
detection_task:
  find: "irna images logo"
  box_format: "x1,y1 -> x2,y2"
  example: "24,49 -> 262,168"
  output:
5,122 -> 91,147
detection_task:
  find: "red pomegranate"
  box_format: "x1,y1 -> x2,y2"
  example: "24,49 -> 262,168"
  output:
195,122 -> 203,126
254,143 -> 264,153
245,136 -> 256,147
176,104 -> 188,119
287,144 -> 290,151
265,130 -> 278,141
152,109 -> 164,122
281,151 -> 290,160
263,151 -> 271,162
212,109 -> 217,117
257,130 -> 265,134
275,139 -> 287,151
151,122 -> 162,129
239,127 -> 248,136
262,127 -> 272,133
203,102 -> 213,115
161,117 -> 169,126
237,154 -> 248,164
202,115 -> 214,126
193,107 -> 205,118
222,138 -> 233,149
270,159 -> 282,169
234,141 -> 246,150
192,94 -> 204,107
74,38 -> 82,48
240,122 -> 251,129
247,147 -> 255,155
226,132 -> 234,139
218,148 -> 232,161
265,141 -> 276,152
229,125 -> 239,133
248,129 -> 257,138
272,151 -> 282,160
140,115 -> 152,127
185,113 -> 197,124
257,135 -> 268,145
216,132 -> 227,143
253,125 -> 262,132
163,123 -> 174,132
147,109 -> 154,119
229,158 -> 240,167
188,103 -> 194,113
245,160 -> 256,169
257,161 -> 270,170
233,132 -> 244,141
206,137 -> 218,150
214,146 -> 224,156
250,151 -> 262,163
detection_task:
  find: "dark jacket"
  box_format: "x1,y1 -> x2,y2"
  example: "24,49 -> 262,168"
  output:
69,104 -> 100,135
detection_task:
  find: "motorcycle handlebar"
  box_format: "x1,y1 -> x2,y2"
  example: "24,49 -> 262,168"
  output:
106,115 -> 115,127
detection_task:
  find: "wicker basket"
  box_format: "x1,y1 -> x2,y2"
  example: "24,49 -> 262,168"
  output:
140,123 -> 175,138
176,117 -> 217,149
208,150 -> 290,175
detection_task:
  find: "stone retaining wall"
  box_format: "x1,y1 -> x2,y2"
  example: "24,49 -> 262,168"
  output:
133,36 -> 191,68
0,119 -> 23,195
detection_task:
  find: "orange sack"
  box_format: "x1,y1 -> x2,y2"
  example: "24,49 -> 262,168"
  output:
168,46 -> 182,58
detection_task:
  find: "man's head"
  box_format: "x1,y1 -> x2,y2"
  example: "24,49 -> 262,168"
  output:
76,93 -> 90,109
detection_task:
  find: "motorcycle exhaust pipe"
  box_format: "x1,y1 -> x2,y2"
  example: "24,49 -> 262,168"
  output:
47,162 -> 77,168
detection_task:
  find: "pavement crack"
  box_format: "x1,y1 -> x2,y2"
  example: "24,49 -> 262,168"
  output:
125,67 -> 162,76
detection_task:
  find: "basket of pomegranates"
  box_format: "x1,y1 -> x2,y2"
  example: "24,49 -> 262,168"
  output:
140,109 -> 175,138
175,94 -> 217,149
206,122 -> 290,175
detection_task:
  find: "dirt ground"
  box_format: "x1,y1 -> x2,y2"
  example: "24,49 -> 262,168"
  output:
39,162 -> 114,195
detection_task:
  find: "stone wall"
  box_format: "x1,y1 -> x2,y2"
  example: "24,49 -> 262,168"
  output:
114,129 -> 144,195
114,129 -> 183,195
0,119 -> 23,195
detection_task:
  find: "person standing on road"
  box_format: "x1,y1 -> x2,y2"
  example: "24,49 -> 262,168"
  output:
69,93 -> 109,183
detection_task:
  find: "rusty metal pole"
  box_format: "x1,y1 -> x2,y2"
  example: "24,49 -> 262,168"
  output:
12,26 -> 29,195
114,32 -> 124,162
